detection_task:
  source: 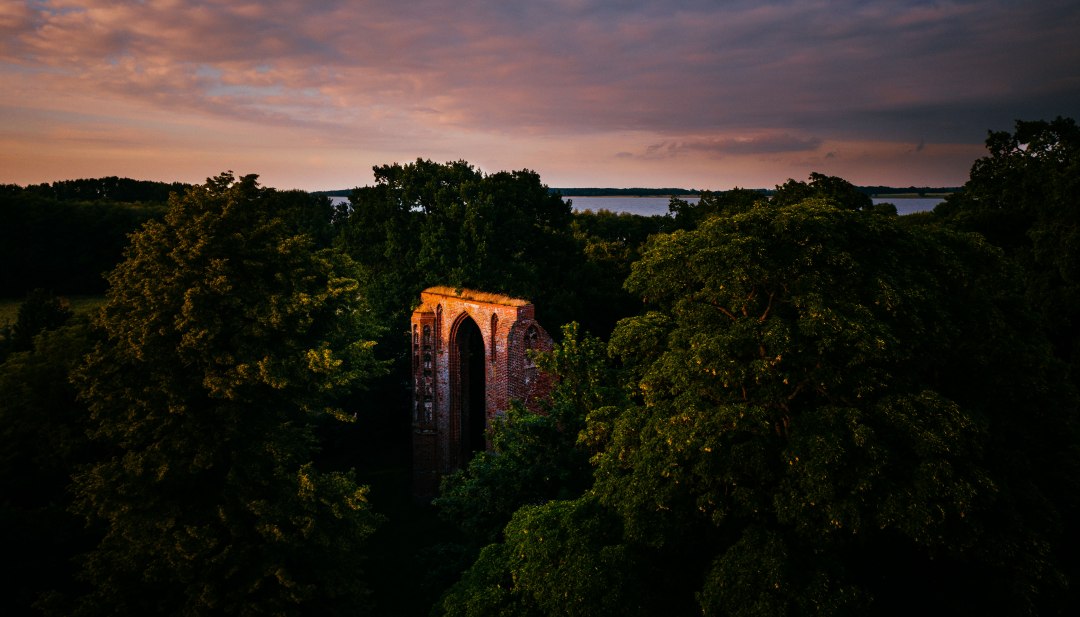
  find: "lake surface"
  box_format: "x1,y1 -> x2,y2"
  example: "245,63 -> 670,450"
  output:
566,196 -> 945,217
330,195 -> 945,217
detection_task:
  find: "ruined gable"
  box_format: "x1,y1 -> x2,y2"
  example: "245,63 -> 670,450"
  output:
410,287 -> 553,500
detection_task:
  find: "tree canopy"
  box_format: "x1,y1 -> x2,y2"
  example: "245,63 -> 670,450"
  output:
0,193 -> 167,296
4,131 -> 1080,615
335,159 -> 592,341
935,117 -> 1080,375
0,319 -> 97,614
440,197 -> 1079,616
436,323 -> 622,545
68,172 -> 385,616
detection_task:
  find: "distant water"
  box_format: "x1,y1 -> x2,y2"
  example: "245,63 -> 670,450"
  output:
872,197 -> 945,215
566,196 -> 945,217
566,196 -> 696,216
330,195 -> 944,217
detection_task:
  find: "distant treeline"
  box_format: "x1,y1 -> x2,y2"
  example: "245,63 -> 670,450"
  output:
547,186 -> 960,197
313,189 -> 353,198
3,176 -> 192,203
1,178 -> 181,297
318,185 -> 961,199
0,176 -> 963,299
859,185 -> 962,197
550,187 -> 705,197
315,187 -> 706,198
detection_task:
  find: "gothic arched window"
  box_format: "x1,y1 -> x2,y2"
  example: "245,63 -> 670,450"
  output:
435,305 -> 443,351
523,324 -> 539,385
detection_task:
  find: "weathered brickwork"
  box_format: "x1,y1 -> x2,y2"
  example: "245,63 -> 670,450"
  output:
410,287 -> 553,500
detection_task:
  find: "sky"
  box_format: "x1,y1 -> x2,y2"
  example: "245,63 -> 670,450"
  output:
2,0 -> 1078,192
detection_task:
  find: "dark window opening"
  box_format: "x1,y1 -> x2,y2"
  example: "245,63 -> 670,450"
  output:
456,317 -> 487,462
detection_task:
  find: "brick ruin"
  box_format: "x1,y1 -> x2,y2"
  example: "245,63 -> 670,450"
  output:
410,286 -> 553,500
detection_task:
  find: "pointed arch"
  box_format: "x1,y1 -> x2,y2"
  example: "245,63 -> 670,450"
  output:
410,287 -> 554,500
449,311 -> 487,468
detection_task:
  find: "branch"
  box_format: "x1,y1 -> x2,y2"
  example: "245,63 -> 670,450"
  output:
741,288 -> 757,318
705,299 -> 739,322
758,290 -> 776,322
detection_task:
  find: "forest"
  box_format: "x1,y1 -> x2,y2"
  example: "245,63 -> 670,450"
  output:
1,117 -> 1078,616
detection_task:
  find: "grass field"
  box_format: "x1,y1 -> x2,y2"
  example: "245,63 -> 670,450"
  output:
0,294 -> 106,327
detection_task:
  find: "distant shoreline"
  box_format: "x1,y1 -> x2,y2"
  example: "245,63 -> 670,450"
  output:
563,193 -> 950,199
562,194 -> 699,199
317,188 -> 959,199
552,187 -> 959,198
868,193 -> 954,199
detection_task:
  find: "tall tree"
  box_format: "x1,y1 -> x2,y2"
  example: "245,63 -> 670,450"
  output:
597,199 -> 1076,614
0,320 -> 97,615
771,172 -> 878,212
69,173 -> 385,616
934,117 -> 1080,373
440,197 -> 1079,616
436,323 -> 620,545
667,187 -> 764,230
569,210 -> 671,335
335,159 -> 578,339
0,193 -> 167,296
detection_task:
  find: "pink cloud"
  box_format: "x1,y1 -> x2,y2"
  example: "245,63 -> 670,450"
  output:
1,1 -> 1077,190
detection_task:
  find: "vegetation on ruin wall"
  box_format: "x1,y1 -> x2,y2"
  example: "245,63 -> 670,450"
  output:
1,118 -> 1079,615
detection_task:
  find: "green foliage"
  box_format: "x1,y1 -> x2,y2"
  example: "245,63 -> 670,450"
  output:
438,498 -> 636,617
772,172 -> 882,213
931,120 -> 1080,607
698,525 -> 869,616
596,200 -> 1075,613
13,155 -> 1079,615
445,197 -> 1078,615
438,542 -> 536,617
16,176 -> 191,203
496,498 -> 637,616
13,289 -> 73,336
668,187 -> 765,230
335,159 -> 579,339
0,288 -> 73,360
665,175 -> 881,232
569,210 -> 671,335
435,324 -> 639,615
935,116 -> 1080,372
0,192 -> 167,296
436,323 -> 619,544
69,172 -> 385,616
0,321 -> 97,614
554,187 -> 698,197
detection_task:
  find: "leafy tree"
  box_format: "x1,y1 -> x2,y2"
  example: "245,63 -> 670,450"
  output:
434,324 -> 636,616
668,187 -> 764,230
69,172 -> 385,616
443,198 -> 1078,615
335,159 -> 578,340
439,497 -> 637,617
0,193 -> 167,296
17,176 -> 191,203
436,323 -> 620,544
561,210 -> 670,336
0,320 -> 98,615
934,117 -> 1080,373
603,200 -> 1075,614
0,288 -> 74,359
772,172 -> 883,213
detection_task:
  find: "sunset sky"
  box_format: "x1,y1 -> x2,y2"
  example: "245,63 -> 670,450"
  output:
2,0 -> 1078,191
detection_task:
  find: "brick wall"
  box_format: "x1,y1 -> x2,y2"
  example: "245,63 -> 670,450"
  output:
410,287 -> 553,500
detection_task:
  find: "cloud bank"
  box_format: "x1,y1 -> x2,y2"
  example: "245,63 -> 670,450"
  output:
2,0 -> 1078,189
